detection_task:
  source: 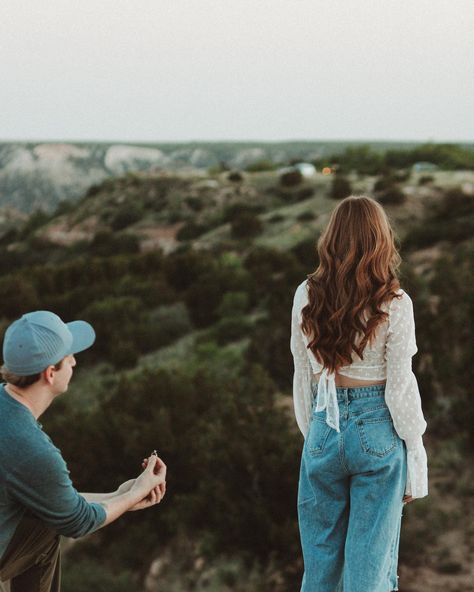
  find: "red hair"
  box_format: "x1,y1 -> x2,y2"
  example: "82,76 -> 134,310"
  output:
301,195 -> 403,373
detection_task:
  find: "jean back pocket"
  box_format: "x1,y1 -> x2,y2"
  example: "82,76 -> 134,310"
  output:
308,416 -> 332,456
356,415 -> 397,457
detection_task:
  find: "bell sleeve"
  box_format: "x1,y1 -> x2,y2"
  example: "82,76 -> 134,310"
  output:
290,282 -> 317,438
384,290 -> 428,498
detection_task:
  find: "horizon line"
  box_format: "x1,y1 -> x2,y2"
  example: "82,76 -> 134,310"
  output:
1,137 -> 473,146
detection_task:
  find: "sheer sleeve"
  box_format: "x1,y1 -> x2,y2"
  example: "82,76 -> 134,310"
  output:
384,290 -> 428,498
290,282 -> 316,438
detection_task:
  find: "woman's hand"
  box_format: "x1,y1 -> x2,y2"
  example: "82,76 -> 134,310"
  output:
402,494 -> 414,504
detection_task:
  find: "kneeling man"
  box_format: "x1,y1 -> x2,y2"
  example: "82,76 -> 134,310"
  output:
0,311 -> 166,592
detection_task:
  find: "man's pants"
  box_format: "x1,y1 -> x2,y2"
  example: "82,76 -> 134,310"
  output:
0,513 -> 61,592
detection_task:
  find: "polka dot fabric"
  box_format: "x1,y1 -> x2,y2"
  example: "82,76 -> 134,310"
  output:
290,280 -> 428,498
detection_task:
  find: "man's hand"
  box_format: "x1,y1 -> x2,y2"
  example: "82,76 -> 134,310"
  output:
403,494 -> 414,504
142,455 -> 167,501
128,485 -> 164,511
129,454 -> 167,511
115,454 -> 167,511
116,479 -> 135,495
97,455 -> 167,527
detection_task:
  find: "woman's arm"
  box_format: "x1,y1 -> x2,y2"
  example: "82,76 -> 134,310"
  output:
290,282 -> 317,437
384,291 -> 428,498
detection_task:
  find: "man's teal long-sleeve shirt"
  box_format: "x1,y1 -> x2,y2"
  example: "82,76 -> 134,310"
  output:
0,385 -> 106,559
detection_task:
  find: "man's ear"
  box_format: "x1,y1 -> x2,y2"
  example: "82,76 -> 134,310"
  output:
42,365 -> 56,386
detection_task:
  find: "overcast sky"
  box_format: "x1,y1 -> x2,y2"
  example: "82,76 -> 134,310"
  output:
1,0 -> 473,143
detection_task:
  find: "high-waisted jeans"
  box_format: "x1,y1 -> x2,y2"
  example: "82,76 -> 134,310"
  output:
298,383 -> 406,592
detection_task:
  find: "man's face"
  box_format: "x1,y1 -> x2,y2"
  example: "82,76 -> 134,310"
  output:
51,354 -> 76,396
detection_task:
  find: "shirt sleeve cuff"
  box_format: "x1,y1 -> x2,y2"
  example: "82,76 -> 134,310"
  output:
405,442 -> 428,498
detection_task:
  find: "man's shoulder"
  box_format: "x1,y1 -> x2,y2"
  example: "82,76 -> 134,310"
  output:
0,411 -> 63,470
5,432 -> 68,488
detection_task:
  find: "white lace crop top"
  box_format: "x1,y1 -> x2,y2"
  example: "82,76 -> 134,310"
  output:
290,280 -> 428,498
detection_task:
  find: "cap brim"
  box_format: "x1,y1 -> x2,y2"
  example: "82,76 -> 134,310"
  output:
67,321 -> 96,355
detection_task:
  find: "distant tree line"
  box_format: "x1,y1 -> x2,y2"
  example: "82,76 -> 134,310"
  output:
319,143 -> 474,174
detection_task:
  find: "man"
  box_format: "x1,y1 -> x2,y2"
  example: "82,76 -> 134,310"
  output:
0,311 -> 167,592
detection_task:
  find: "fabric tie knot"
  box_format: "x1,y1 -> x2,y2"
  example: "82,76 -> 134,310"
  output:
314,368 -> 340,432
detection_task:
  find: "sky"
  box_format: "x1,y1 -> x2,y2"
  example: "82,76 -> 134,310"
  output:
1,0 -> 473,143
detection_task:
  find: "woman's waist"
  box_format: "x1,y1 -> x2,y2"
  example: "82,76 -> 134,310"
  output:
313,370 -> 386,388
314,380 -> 387,401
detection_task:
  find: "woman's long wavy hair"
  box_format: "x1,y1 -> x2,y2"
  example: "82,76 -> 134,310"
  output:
301,195 -> 403,374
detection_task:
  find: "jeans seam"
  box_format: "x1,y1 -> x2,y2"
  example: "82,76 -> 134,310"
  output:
338,435 -> 350,474
352,404 -> 389,417
386,506 -> 403,590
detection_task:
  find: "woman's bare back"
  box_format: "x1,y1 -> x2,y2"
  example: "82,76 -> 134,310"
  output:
314,371 -> 386,388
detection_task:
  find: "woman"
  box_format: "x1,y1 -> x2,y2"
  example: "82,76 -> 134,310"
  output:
290,195 -> 428,592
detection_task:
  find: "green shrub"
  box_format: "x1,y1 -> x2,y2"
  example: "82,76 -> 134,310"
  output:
291,238 -> 319,271
185,275 -> 225,327
110,203 -> 143,231
403,218 -> 474,249
185,196 -> 205,211
246,159 -> 277,172
268,213 -> 285,224
177,222 -> 208,241
297,210 -> 316,222
223,202 -> 265,223
418,175 -> 434,185
377,186 -> 406,205
384,142 -> 474,170
373,175 -> 397,192
436,561 -> 463,574
81,296 -> 143,357
62,559 -> 135,592
295,187 -> 314,201
144,302 -> 193,348
231,212 -> 263,239
402,189 -> 474,250
435,187 -> 474,218
218,291 -> 250,318
330,175 -> 352,199
328,145 -> 384,175
164,249 -> 214,291
213,315 -> 252,345
89,231 -> 140,256
115,275 -> 175,308
279,169 -> 303,187
227,170 -> 244,182
109,340 -> 139,368
20,209 -> 50,238
0,276 -> 39,318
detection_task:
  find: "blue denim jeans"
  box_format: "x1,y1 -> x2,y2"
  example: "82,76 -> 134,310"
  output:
298,383 -> 406,592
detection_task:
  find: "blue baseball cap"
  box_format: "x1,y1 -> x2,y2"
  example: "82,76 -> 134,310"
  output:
2,311 -> 96,376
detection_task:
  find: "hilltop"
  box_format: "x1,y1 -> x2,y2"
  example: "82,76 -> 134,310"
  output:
3,165 -> 471,269
2,139 -> 472,215
0,164 -> 473,591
